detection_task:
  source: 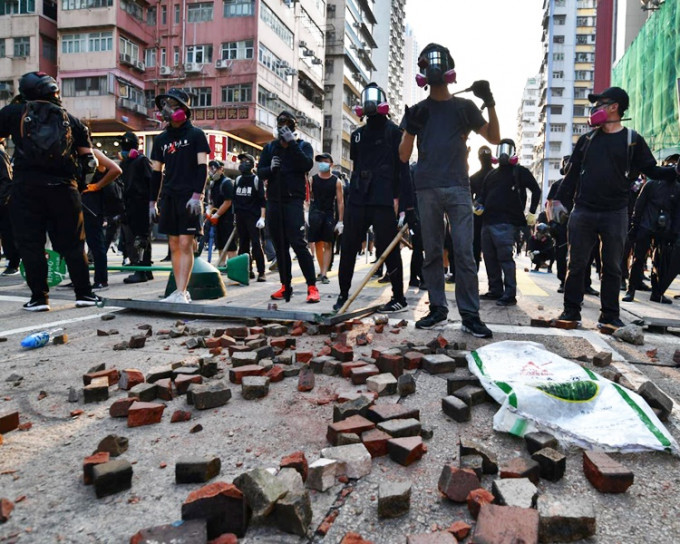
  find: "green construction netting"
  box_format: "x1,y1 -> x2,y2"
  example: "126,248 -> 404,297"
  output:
612,0 -> 680,158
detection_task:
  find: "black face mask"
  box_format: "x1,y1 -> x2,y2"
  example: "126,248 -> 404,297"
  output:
238,163 -> 253,173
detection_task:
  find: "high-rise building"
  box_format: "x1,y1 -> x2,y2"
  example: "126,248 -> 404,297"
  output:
401,24 -> 421,113
323,0 -> 377,174
517,76 -> 541,171
371,0 -> 406,121
535,0 -> 596,196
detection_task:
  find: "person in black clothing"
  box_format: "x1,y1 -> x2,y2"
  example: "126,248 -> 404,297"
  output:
620,177 -> 645,291
119,131 -> 154,284
476,139 -> 541,306
150,88 -> 211,304
624,154 -> 680,304
469,146 -> 493,270
309,152 -> 344,284
233,153 -> 266,282
552,87 -> 678,327
0,137 -> 20,276
402,162 -> 425,289
333,83 -> 411,314
258,110 -> 319,303
207,160 -> 237,267
81,149 -> 122,290
528,223 -> 555,272
0,72 -> 102,311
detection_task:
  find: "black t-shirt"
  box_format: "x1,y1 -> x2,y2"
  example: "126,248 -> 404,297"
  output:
209,176 -> 234,219
479,165 -> 541,227
556,128 -> 657,211
402,97 -> 486,190
233,173 -> 266,216
470,164 -> 493,201
150,121 -> 211,196
311,174 -> 338,214
0,102 -> 91,185
121,154 -> 152,201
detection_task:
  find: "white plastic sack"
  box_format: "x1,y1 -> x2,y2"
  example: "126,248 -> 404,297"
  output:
467,340 -> 679,455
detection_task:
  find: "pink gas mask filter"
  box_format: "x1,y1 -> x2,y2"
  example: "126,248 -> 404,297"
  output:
353,102 -> 390,117
588,108 -> 608,127
156,104 -> 187,123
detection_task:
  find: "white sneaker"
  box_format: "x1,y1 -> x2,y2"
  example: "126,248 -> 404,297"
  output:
183,291 -> 192,303
160,290 -> 185,303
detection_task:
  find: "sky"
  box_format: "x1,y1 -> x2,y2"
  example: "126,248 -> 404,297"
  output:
404,0 -> 544,171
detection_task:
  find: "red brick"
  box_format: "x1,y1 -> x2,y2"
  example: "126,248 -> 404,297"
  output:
582,451 -> 634,493
228,364 -> 265,385
83,368 -> 120,386
130,520 -> 208,544
218,335 -> 237,347
387,436 -> 425,466
316,511 -> 338,536
83,451 -> 110,485
374,324 -> 385,334
224,326 -> 248,339
366,404 -> 420,422
404,352 -> 423,370
291,327 -> 305,337
340,533 -> 374,544
552,319 -> 578,330
265,365 -> 284,383
209,534 -> 238,544
118,369 -> 145,390
296,351 -> 313,364
209,346 -> 223,356
205,337 -> 221,349
280,450 -> 308,482
466,488 -> 494,519
175,374 -> 203,394
228,344 -> 250,356
331,343 -> 354,362
270,338 -> 288,349
249,326 -> 265,335
127,401 -> 165,427
0,498 -> 14,523
0,411 -> 19,434
361,428 -> 391,458
500,457 -> 541,485
316,346 -> 332,357
473,504 -> 539,544
171,410 -> 192,423
350,364 -> 380,385
182,482 -> 250,539
155,378 -> 175,401
341,362 -> 367,378
447,520 -> 471,540
109,398 -> 135,418
327,415 -> 375,445
438,466 -> 480,503
297,367 -> 315,392
376,353 -> 404,377
371,348 -> 384,359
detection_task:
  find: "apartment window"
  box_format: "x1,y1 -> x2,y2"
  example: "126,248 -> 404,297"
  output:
325,59 -> 334,74
551,87 -> 564,97
550,124 -> 566,133
14,37 -> 30,58
161,5 -> 167,24
573,105 -> 587,117
259,43 -> 289,80
0,39 -> 5,58
89,32 -> 113,52
120,0 -> 143,21
553,15 -> 565,25
550,105 -> 563,115
221,83 -> 251,103
260,3 -> 294,48
160,48 -> 167,66
552,71 -> 563,79
119,37 -> 140,59
324,115 -> 332,129
574,87 -> 590,99
575,52 -> 594,63
145,48 -> 156,67
192,87 -> 212,107
525,100 -> 536,106
173,46 -> 179,65
552,53 -> 564,61
549,142 -> 561,153
42,38 -> 57,62
575,70 -> 593,81
223,0 -> 254,17
577,16 -> 595,27
573,123 -> 590,135
62,0 -> 111,9
0,0 -> 35,14
146,6 -> 156,25
553,35 -> 564,44
61,76 -> 108,97
576,34 -> 595,45
551,160 -> 562,170
174,3 -> 180,23
555,0 -> 566,5
186,45 -> 213,64
187,2 -> 213,22
220,40 -> 254,60
62,34 -> 85,53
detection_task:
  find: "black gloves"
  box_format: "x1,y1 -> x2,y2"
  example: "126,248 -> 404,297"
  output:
405,209 -> 419,228
627,224 -> 638,241
471,80 -> 495,109
403,104 -> 429,134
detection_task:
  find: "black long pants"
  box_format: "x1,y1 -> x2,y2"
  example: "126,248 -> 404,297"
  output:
123,199 -> 152,266
266,199 -> 316,286
338,205 -> 404,301
472,215 -> 482,270
555,220 -> 593,288
236,212 -> 265,275
0,204 -> 20,268
83,210 -> 107,285
10,182 -> 91,300
628,228 -> 654,291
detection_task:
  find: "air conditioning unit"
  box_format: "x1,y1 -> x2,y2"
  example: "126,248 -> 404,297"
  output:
216,59 -> 233,69
298,41 -> 307,48
159,66 -> 172,75
312,58 -> 322,65
119,53 -> 132,65
265,92 -> 277,100
0,82 -> 13,94
185,62 -> 201,73
285,68 -> 298,76
135,61 -> 146,71
275,60 -> 290,69
303,48 -> 314,57
134,104 -> 147,115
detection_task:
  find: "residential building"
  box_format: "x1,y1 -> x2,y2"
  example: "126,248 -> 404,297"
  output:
323,0 -> 377,174
401,23 -> 420,111
516,76 -> 541,171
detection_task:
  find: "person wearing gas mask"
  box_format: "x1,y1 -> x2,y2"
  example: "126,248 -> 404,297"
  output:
552,87 -> 678,327
469,146 -> 494,270
309,153 -> 344,285
206,160 -> 237,268
0,72 -> 102,311
258,110 -> 318,303
528,223 -> 556,272
233,153 -> 266,282
150,88 -> 211,304
119,131 -> 154,285
624,154 -> 680,304
475,139 -> 541,306
399,43 -> 499,334
332,83 -> 411,314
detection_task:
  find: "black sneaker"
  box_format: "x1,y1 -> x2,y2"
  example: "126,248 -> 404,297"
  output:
461,316 -> 493,338
23,298 -> 50,312
622,291 -> 634,302
378,298 -> 408,314
92,283 -> 109,291
408,278 -> 420,287
557,310 -> 581,324
496,297 -> 517,307
333,294 -> 348,312
598,315 -> 625,328
257,274 -> 266,283
557,282 -> 565,294
584,286 -> 600,296
76,293 -> 102,307
1,266 -> 19,276
377,274 -> 390,284
636,282 -> 651,292
124,272 -> 148,284
415,306 -> 448,329
650,294 -> 672,304
480,292 -> 502,300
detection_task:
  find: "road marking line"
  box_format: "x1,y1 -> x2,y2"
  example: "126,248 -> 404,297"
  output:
516,270 -> 549,297
0,294 -> 29,302
0,311 -> 120,337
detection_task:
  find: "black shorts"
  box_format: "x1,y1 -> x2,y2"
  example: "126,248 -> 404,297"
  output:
159,192 -> 203,236
215,215 -> 237,251
308,209 -> 335,243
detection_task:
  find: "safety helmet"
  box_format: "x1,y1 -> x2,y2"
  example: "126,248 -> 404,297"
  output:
536,223 -> 550,236
416,43 -> 456,87
154,88 -> 192,112
19,71 -> 59,100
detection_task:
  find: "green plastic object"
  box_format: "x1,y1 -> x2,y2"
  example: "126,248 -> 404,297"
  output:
20,249 -> 67,287
223,253 -> 250,286
165,257 -> 227,300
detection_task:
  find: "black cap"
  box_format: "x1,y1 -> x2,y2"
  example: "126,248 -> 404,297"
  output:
155,88 -> 192,111
588,87 -> 629,113
209,160 -> 224,169
237,153 -> 255,163
119,131 -> 139,150
315,152 -> 334,162
277,110 -> 297,125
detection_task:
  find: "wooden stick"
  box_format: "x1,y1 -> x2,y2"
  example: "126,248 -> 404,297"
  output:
337,224 -> 409,315
217,225 -> 238,267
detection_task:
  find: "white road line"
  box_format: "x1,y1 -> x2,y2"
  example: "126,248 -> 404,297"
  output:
0,310 -> 123,337
0,294 -> 31,303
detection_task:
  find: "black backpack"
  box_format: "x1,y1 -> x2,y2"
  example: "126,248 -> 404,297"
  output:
20,101 -> 75,173
102,176 -> 125,217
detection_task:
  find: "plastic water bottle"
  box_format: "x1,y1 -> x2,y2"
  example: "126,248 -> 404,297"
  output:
20,328 -> 63,350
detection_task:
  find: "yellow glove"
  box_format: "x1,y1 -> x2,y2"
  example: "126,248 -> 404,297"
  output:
526,212 -> 537,226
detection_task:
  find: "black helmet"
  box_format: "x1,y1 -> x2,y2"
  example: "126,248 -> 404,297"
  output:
155,88 -> 191,111
119,131 -> 139,151
536,223 -> 550,235
19,71 -> 59,100
417,43 -> 456,86
276,110 -> 297,130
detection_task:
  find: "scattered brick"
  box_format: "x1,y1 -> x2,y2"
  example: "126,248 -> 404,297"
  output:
265,365 -> 284,383
331,343 -> 354,362
118,369 -> 145,390
350,364 -> 380,385
446,372 -> 481,395
92,459 -> 133,498
422,354 -> 456,374
228,364 -> 265,385
109,398 -> 135,418
307,458 -> 337,491
191,382 -> 232,410
128,335 -> 147,349
447,520 -> 471,540
460,454 -> 484,479
427,334 -> 449,351
460,438 -> 498,474
500,457 -> 541,485
171,410 -> 192,423
298,366 -> 315,392
176,456 -> 222,484
366,404 -> 419,423
438,466 -> 480,503
378,480 -> 411,518
175,374 -> 203,394
96,434 -> 128,457
0,498 -> 14,523
127,402 -> 165,427
398,373 -> 416,396
128,383 -> 158,402
582,451 -> 634,493
638,381 -> 673,422
0,412 -> 19,434
442,395 -> 470,422
387,436 -> 425,466
340,361 -> 367,378
467,488 -> 494,519
340,533 -> 373,544
530,318 -> 552,328
366,373 -> 398,396
83,381 -> 109,404
376,352 -> 404,377
598,323 -> 618,335
280,451 -> 308,482
129,519 -> 207,544
321,443 -> 372,479
473,504 -> 539,543
83,451 -> 110,485
537,495 -> 597,542
272,468 -> 312,536
453,385 -> 488,406
333,395 -> 374,422
327,415 -> 375,445
552,319 -> 578,330
361,428 -> 391,458
155,378 -> 174,401
83,368 -> 119,386
524,431 -> 558,455
316,510 -> 339,536
146,365 -> 176,383
492,478 -> 538,509
592,351 -> 612,367
532,447 -> 566,482
233,467 -> 288,518
241,376 -> 270,400
378,418 -> 421,438
404,352 -> 423,370
181,482 -> 251,539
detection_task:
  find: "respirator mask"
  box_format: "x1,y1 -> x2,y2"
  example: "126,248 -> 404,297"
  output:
416,44 -> 456,88
353,85 -> 389,117
238,162 -> 253,174
588,102 -> 612,127
493,141 -> 518,166
156,99 -> 188,123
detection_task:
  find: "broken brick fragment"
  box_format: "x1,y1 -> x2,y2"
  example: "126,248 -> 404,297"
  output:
582,451 -> 634,493
280,451 -> 308,482
466,488 -> 494,519
181,481 -> 251,539
83,451 -> 110,485
171,410 -> 192,423
175,374 -> 203,394
127,402 -> 165,428
296,351 -> 313,364
118,369 -> 145,390
83,368 -> 120,386
109,398 -> 135,418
